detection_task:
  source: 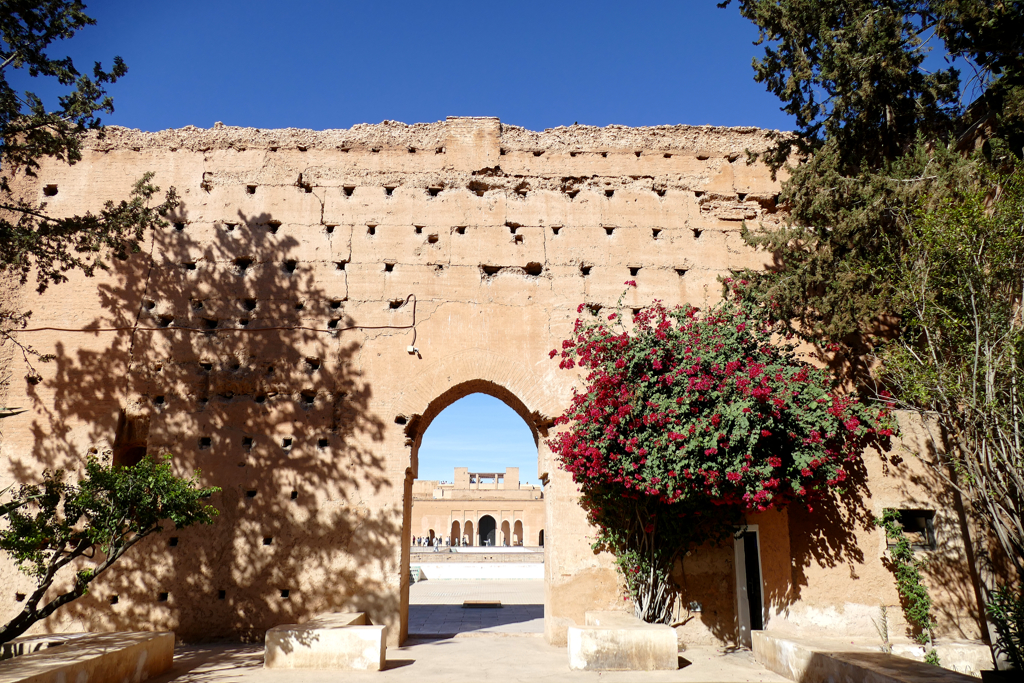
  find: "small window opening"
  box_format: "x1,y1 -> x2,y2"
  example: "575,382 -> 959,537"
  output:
158,592 -> 169,602
569,151 -> 578,157
632,307 -> 642,319
588,304 -> 603,316
629,266 -> 641,276
435,146 -> 444,154
384,262 -> 394,272
284,260 -> 297,273
894,509 -> 937,550
263,537 -> 273,546
499,148 -> 507,155
169,537 -> 179,547
428,187 -> 441,197
43,184 -> 58,196
408,147 -> 416,153
317,438 -> 329,449
198,437 -> 212,449
525,262 -> 543,276
605,227 -> 615,236
343,186 -> 355,197
246,184 -> 257,195
580,265 -> 592,276
218,590 -> 226,600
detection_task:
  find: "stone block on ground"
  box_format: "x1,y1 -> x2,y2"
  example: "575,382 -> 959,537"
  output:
0,631 -> 173,683
567,610 -> 678,671
264,612 -> 387,671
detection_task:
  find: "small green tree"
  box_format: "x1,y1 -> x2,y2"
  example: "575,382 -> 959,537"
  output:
549,284 -> 894,623
0,456 -> 219,645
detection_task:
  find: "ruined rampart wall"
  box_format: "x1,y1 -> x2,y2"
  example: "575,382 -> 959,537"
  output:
0,117 -> 982,647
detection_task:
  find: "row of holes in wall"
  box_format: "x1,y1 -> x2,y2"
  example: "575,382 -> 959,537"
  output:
98,588 -> 293,605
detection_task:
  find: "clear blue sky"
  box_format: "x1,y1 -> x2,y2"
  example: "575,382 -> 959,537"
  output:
32,1 -> 795,133
26,2 -> 799,483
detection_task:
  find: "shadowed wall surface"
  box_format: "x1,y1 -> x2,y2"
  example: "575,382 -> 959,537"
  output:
0,117 -> 985,647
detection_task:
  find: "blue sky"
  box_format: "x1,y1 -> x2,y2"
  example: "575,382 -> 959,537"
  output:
20,1 -> 802,483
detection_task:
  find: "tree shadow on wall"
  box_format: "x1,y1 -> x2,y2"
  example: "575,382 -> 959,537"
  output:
14,209 -> 403,642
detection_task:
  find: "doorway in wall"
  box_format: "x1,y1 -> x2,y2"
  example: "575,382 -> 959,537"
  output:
734,527 -> 764,648
405,387 -> 546,640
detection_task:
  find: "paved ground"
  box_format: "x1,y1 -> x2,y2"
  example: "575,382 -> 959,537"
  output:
150,638 -> 790,683
408,579 -> 544,636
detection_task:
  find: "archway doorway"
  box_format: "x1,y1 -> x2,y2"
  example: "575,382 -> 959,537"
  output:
479,515 -> 497,546
404,384 -> 546,641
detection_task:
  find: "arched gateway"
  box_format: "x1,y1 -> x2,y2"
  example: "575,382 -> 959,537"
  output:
0,117 -> 981,650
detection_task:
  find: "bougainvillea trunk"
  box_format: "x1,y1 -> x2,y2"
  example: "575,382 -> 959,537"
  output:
549,281 -> 894,623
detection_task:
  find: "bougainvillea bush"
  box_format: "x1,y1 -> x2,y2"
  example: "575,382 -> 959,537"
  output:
549,283 -> 894,623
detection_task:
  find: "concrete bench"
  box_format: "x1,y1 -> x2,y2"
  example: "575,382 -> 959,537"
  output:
753,631 -> 986,682
264,612 -> 387,671
0,631 -> 173,683
567,611 -> 677,671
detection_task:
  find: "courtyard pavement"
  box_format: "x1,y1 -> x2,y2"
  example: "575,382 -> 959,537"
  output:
146,579 -> 789,682
408,578 -> 544,636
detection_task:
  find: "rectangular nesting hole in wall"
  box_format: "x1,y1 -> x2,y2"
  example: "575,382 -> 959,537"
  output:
284,260 -> 297,273
389,299 -> 405,309
629,266 -> 641,276
246,184 -> 257,195
246,490 -> 257,498
235,257 -> 253,274
15,593 -> 25,602
738,193 -> 747,201
317,438 -> 329,449
428,233 -> 439,244
514,235 -> 524,244
384,262 -> 394,272
692,228 -> 703,239
455,226 -> 466,235
153,395 -> 165,405
301,391 -> 316,405
385,186 -> 395,196
43,184 -> 58,196
263,537 -> 274,546
652,228 -> 662,239
169,537 -> 179,547
224,223 -> 237,232
367,225 -> 376,236
634,151 -> 641,158
199,361 -> 213,372
182,262 -> 197,271
605,227 -> 615,236
551,226 -> 561,235
282,437 -> 293,450
255,394 -> 267,404
198,437 -> 212,449
305,357 -> 321,372
664,153 -> 672,158
109,595 -> 118,605
632,308 -> 642,320
218,590 -> 226,600
328,319 -> 340,329
268,221 -> 281,234
158,592 -> 169,602
675,268 -> 688,277
428,187 -> 441,197
280,589 -> 290,598
408,147 -> 416,153
330,299 -> 342,309
655,188 -> 667,197
203,318 -> 218,330
605,189 -> 615,198
291,490 -> 299,500
600,152 -> 608,158
325,224 -> 335,234
567,190 -> 579,199
580,265 -> 592,276
343,186 -> 355,197
173,222 -> 185,231
242,436 -> 254,451
243,298 -> 257,311
335,261 -> 347,271
294,301 -> 305,311
525,262 -> 543,276
481,265 -> 502,276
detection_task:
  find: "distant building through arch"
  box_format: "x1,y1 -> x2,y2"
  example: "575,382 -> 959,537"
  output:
411,467 -> 544,547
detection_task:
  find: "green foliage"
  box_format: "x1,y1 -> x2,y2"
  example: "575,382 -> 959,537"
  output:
0,1 -> 178,293
987,584 -> 1024,670
0,455 -> 219,644
876,508 -> 938,657
550,286 -> 892,622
